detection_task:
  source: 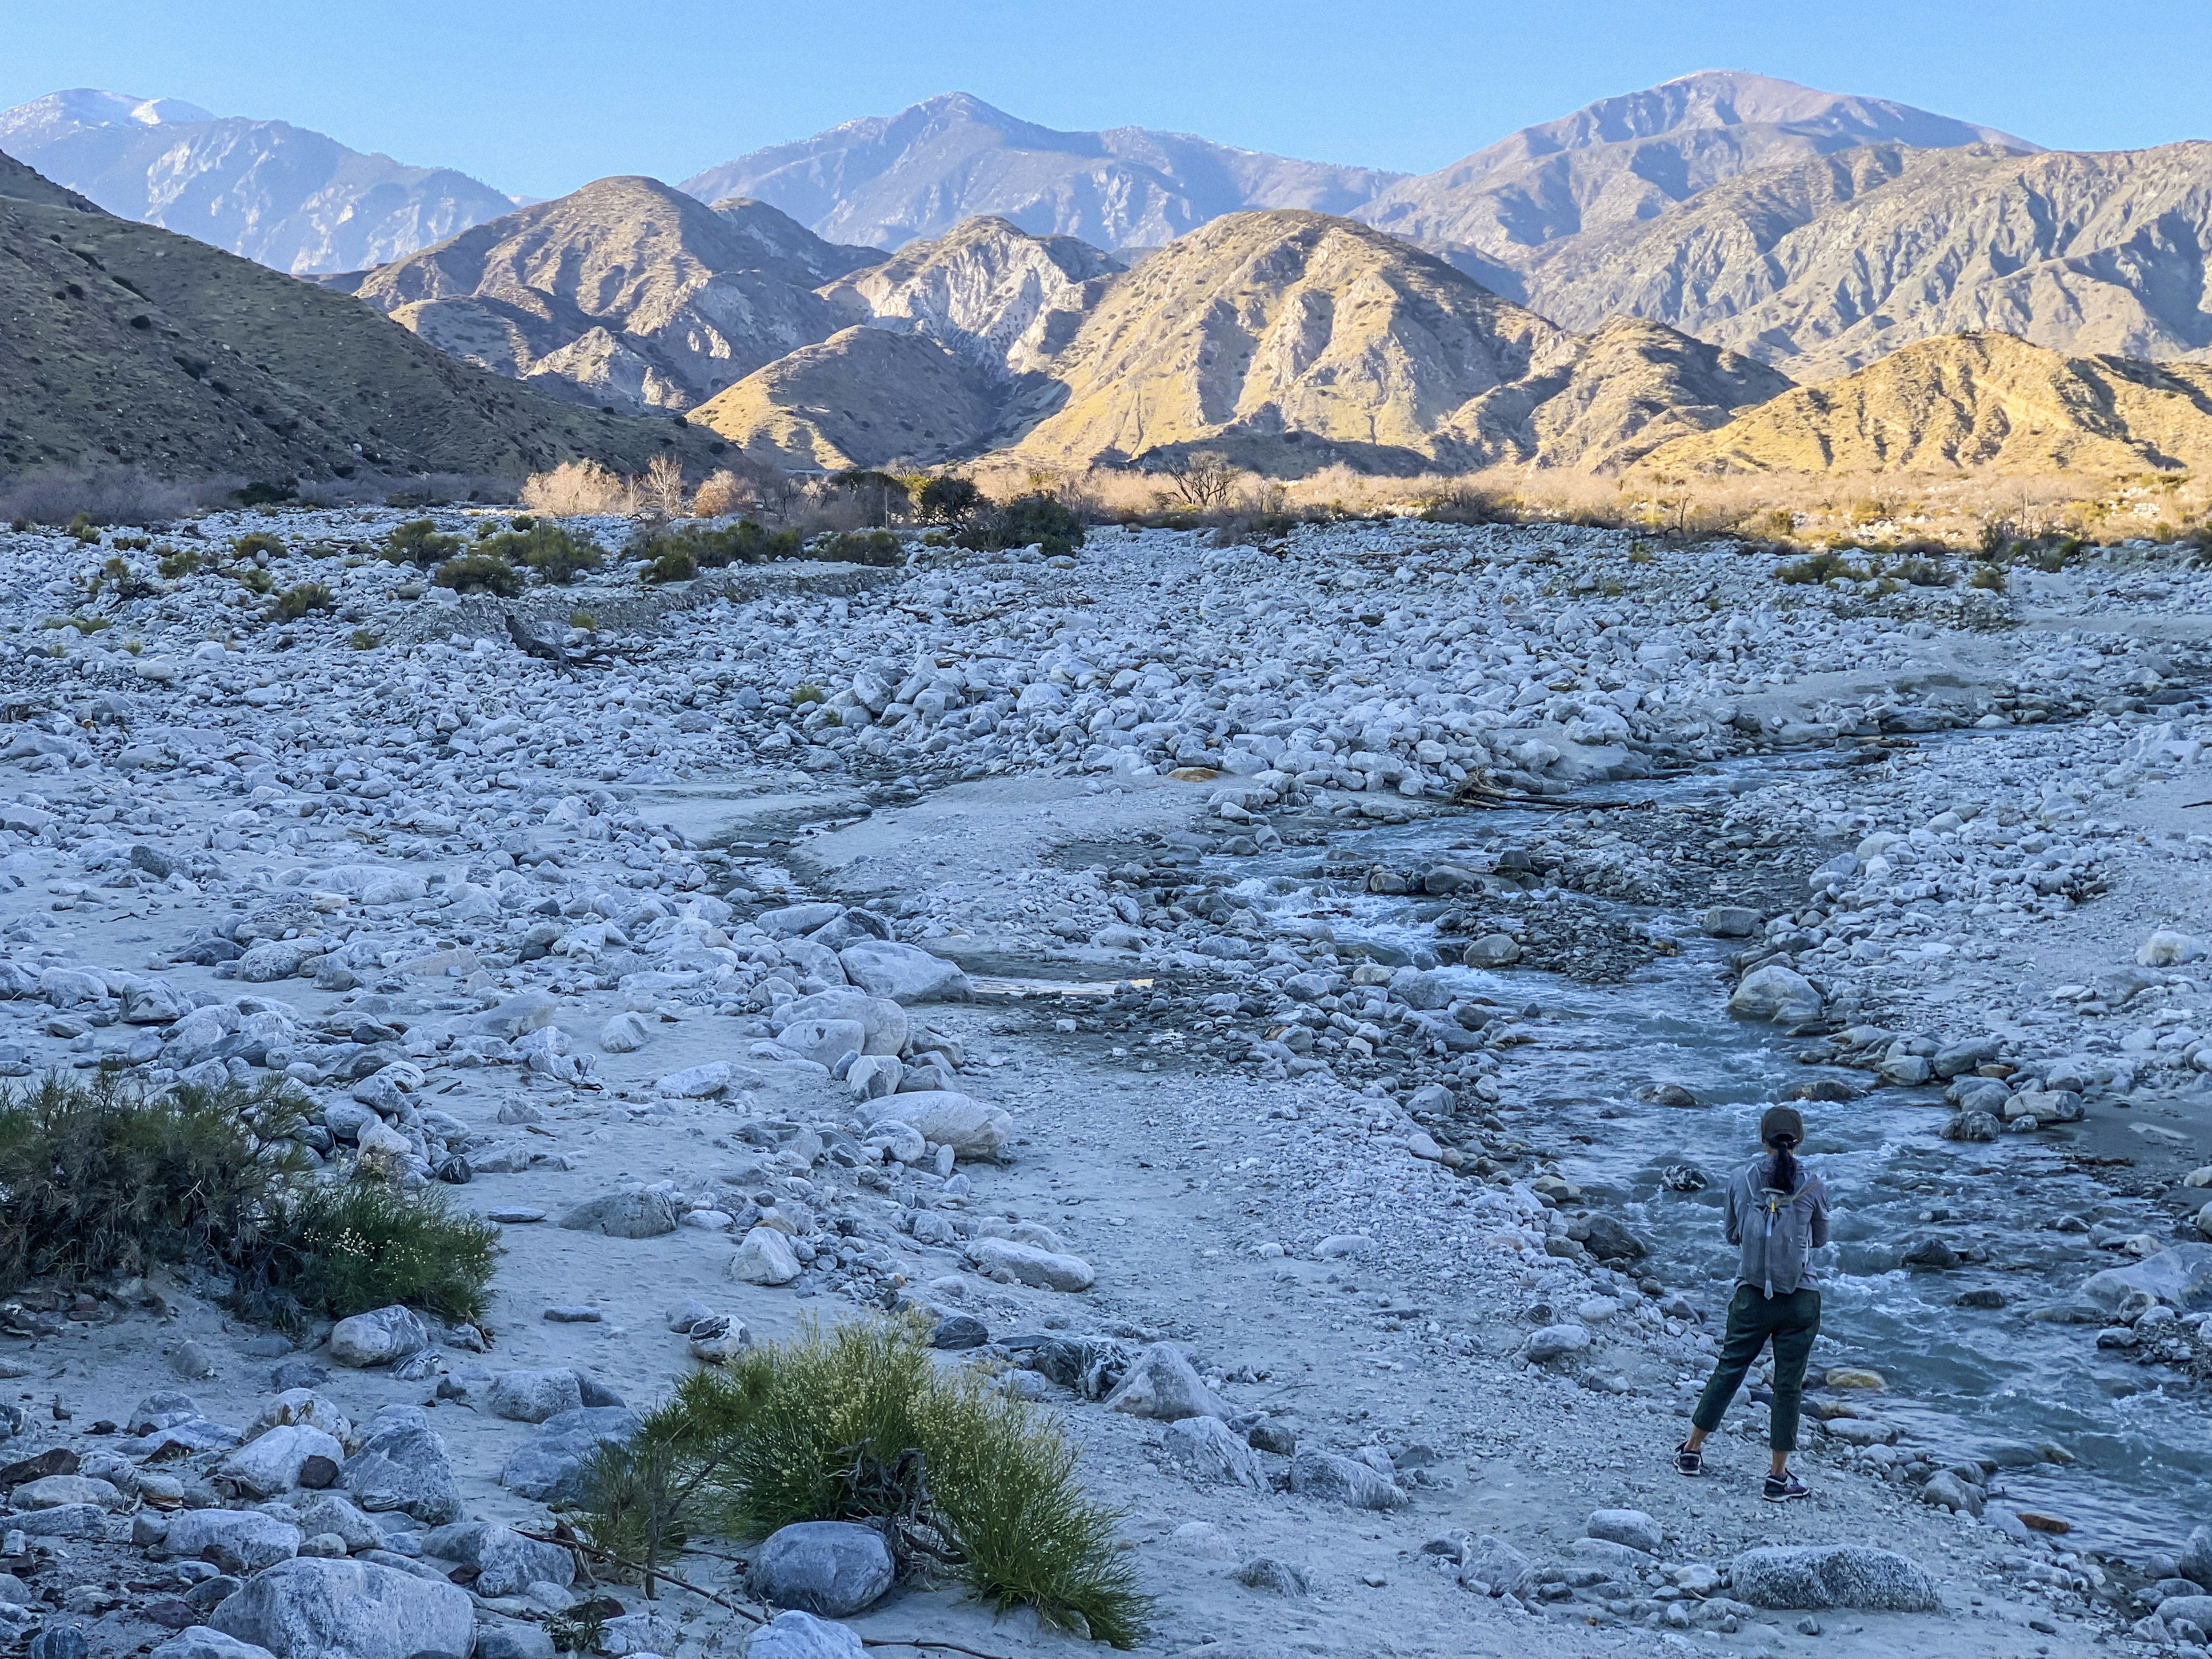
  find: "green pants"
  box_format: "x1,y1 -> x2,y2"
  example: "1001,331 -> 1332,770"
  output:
1691,1283 -> 1821,1452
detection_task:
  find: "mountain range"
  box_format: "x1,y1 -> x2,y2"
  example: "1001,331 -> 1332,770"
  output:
6,70 -> 2212,480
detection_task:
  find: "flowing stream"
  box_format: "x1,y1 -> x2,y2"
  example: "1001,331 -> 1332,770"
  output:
1211,754 -> 2209,1558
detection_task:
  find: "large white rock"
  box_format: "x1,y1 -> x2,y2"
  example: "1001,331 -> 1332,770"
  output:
328,1305 -> 430,1369
1728,964 -> 1823,1023
217,1425 -> 345,1497
2139,929 -> 2208,967
729,1225 -> 802,1286
1102,1343 -> 1224,1421
965,1237 -> 1093,1293
836,941 -> 971,1003
210,1557 -> 475,1659
777,991 -> 907,1055
748,1609 -> 866,1659
858,1090 -> 1012,1158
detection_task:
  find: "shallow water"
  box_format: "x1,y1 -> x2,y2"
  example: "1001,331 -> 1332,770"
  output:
1218,761 -> 2209,1557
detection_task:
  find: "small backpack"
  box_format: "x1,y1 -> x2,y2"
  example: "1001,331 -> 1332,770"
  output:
1740,1165 -> 1818,1297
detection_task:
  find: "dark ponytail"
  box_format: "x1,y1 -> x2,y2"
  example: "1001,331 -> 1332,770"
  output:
1767,1134 -> 1800,1195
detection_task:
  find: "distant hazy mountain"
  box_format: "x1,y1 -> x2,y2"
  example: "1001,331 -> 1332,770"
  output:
0,150 -> 726,482
0,88 -> 516,274
678,92 -> 1404,251
1513,139 -> 2212,379
353,176 -> 879,412
1354,70 -> 2037,278
1644,331 -> 2212,475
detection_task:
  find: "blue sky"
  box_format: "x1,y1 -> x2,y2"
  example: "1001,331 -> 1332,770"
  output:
6,0 -> 2206,200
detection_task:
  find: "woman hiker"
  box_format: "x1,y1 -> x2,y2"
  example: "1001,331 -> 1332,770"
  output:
1675,1104 -> 1830,1501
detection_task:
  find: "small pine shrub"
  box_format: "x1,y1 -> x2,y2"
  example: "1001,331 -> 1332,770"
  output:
569,611 -> 597,631
158,548 -> 201,579
1775,550 -> 1871,585
433,554 -> 524,597
267,1176 -> 501,1324
476,522 -> 602,585
234,567 -> 276,596
112,534 -> 151,552
575,1319 -> 1147,1644
268,582 -> 334,622
349,629 -> 381,650
0,1075 -> 308,1292
643,546 -> 698,585
232,530 -> 285,560
66,512 -> 100,544
960,493 -> 1085,553
808,529 -> 903,567
789,684 -> 825,706
382,518 -> 463,569
916,476 -> 982,522
1892,556 -> 1955,588
1969,565 -> 2007,592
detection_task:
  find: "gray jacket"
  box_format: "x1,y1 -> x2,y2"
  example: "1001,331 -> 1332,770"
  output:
1722,1156 -> 1830,1298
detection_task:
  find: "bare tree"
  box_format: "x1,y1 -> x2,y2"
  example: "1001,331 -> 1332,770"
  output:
634,455 -> 689,519
1159,450 -> 1238,511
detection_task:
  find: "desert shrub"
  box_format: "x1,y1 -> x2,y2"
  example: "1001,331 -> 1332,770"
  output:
98,556 -> 158,601
268,582 -> 334,622
807,529 -> 903,567
1775,550 -> 1871,585
382,518 -> 462,569
0,1075 -> 308,1292
67,513 -> 100,544
112,533 -> 151,552
234,567 -> 275,596
1969,565 -> 2008,592
916,476 -> 982,523
521,460 -> 634,517
230,480 -> 295,507
349,629 -> 380,650
960,493 -> 1086,553
263,1176 -> 499,1324
433,554 -> 524,596
158,547 -> 202,579
635,520 -> 797,579
1418,484 -> 1507,526
690,469 -> 758,519
575,1319 -> 1146,1643
232,530 -> 285,560
1891,556 -> 1955,588
789,684 -> 825,706
477,521 -> 603,585
0,467 -> 190,527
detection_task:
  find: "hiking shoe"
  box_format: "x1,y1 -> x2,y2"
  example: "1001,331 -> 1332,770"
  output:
1675,1440 -> 1703,1476
1762,1472 -> 1809,1502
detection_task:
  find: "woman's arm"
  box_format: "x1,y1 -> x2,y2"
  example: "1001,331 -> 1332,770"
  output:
1808,1179 -> 1831,1249
1722,1175 -> 1743,1246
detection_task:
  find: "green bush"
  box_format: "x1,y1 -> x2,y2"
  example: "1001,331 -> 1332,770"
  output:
232,530 -> 285,560
1775,550 -> 1871,585
476,522 -> 603,585
66,512 -> 100,544
577,1319 -> 1147,1644
916,476 -> 982,522
807,529 -> 903,567
268,581 -> 335,622
960,493 -> 1085,553
269,1176 -> 500,1324
433,553 -> 524,596
157,547 -> 201,579
0,1074 -> 308,1291
349,628 -> 381,650
234,566 -> 275,596
0,1075 -> 500,1327
382,518 -> 463,569
1891,556 -> 1955,588
643,546 -> 698,585
634,520 -> 798,577
1968,564 -> 2007,592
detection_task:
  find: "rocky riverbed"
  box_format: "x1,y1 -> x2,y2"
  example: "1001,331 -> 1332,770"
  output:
3,506 -> 2212,1659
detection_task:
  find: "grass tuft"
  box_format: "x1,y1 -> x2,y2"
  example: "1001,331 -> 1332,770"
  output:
574,1317 -> 1147,1645
270,1177 -> 500,1323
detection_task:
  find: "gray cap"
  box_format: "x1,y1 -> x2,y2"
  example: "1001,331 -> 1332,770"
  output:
1759,1105 -> 1805,1146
